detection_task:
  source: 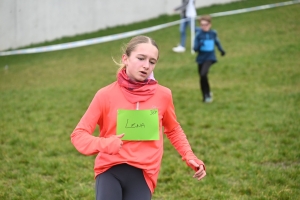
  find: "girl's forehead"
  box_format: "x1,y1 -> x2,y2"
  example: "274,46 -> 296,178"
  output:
132,43 -> 159,58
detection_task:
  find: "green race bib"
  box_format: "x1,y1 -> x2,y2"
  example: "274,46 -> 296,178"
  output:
117,109 -> 159,140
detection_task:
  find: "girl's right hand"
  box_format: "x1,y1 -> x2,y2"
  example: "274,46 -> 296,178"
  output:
100,133 -> 125,155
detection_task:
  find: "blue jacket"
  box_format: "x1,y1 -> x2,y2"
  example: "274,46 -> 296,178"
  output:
193,28 -> 225,64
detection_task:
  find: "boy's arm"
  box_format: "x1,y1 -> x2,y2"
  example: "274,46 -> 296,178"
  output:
193,30 -> 201,52
214,31 -> 226,56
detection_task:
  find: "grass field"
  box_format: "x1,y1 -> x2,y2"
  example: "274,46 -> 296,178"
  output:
0,0 -> 299,199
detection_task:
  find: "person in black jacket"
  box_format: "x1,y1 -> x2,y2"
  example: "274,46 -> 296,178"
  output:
193,15 -> 225,103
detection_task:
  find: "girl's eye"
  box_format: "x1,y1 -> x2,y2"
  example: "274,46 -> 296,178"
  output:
138,57 -> 144,60
150,61 -> 156,65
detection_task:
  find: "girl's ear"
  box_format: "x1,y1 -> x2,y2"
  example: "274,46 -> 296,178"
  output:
121,54 -> 128,66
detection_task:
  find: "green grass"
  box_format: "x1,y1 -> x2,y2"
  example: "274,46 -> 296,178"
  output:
1,0 -> 300,199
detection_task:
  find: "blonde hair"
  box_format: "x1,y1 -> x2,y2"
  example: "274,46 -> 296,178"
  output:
114,35 -> 159,75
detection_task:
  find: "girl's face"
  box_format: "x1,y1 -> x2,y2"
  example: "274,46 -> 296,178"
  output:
122,43 -> 158,82
200,20 -> 211,32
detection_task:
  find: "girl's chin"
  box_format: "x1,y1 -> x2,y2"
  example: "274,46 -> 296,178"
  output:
134,75 -> 148,82
135,78 -> 147,82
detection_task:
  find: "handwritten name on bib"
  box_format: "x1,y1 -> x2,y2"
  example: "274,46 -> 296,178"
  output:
117,109 -> 159,140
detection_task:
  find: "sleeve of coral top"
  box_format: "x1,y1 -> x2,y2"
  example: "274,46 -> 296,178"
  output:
162,91 -> 197,160
162,92 -> 205,171
71,90 -> 122,156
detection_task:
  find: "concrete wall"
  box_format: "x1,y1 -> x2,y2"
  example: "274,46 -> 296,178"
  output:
0,0 -> 239,51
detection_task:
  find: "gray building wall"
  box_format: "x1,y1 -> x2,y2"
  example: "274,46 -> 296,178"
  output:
0,0 -> 239,51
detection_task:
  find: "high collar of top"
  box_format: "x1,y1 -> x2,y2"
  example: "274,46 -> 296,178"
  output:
117,69 -> 158,104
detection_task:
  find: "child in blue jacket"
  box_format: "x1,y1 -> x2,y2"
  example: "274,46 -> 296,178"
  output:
193,15 -> 225,103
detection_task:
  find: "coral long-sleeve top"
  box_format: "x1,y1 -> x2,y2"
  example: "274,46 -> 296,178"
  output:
71,82 -> 199,193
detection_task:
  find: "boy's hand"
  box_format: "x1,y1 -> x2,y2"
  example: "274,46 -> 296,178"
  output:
221,51 -> 226,56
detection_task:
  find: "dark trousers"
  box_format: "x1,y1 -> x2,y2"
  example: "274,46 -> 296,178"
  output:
198,61 -> 213,101
95,164 -> 151,200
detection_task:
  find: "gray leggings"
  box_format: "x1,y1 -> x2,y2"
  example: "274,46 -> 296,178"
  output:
95,164 -> 151,200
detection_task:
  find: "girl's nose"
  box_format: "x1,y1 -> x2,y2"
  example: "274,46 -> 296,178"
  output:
143,60 -> 150,69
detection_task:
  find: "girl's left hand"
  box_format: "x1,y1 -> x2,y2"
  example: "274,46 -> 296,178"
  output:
189,160 -> 206,181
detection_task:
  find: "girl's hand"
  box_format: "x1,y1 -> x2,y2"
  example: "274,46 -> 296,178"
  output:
100,134 -> 125,155
116,133 -> 125,150
189,160 -> 206,181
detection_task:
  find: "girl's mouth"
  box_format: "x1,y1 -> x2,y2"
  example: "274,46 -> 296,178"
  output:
140,71 -> 147,76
